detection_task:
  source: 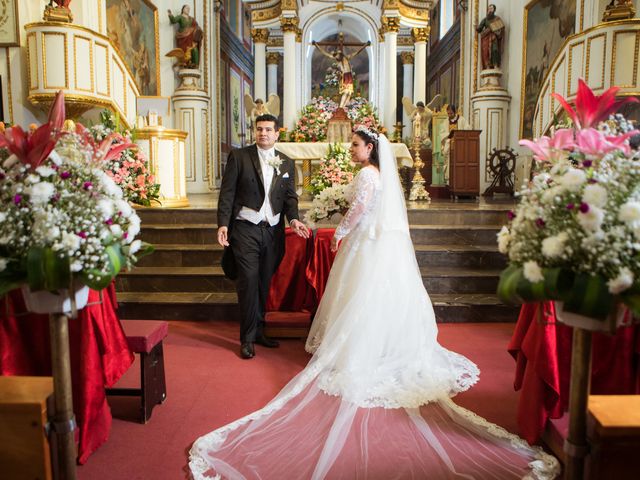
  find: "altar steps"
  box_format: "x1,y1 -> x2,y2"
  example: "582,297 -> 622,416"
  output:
117,204 -> 520,323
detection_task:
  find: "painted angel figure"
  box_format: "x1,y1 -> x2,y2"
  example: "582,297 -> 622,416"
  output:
402,94 -> 443,140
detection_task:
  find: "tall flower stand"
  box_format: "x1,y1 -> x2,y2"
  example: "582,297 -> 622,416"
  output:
554,302 -> 626,480
21,286 -> 90,480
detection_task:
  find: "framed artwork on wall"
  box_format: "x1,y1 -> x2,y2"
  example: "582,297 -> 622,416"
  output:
105,0 -> 160,95
243,77 -> 252,142
520,0 -> 576,139
0,0 -> 19,47
230,67 -> 242,147
220,58 -> 228,147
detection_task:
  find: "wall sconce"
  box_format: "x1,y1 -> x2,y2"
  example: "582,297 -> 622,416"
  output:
457,0 -> 468,11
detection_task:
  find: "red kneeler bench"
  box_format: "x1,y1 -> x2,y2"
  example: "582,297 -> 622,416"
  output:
106,320 -> 168,423
265,311 -> 312,338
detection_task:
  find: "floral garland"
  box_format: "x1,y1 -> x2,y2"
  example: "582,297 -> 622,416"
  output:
497,79 -> 640,319
90,111 -> 160,206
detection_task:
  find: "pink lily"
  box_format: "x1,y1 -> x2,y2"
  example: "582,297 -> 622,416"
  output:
74,123 -> 136,163
553,79 -> 638,129
519,128 -> 576,162
575,128 -> 640,157
0,90 -> 66,168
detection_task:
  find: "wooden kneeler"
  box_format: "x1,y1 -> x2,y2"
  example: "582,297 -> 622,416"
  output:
107,320 -> 168,423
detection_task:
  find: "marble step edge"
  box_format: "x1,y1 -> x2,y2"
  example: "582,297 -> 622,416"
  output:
121,266 -> 503,277
115,291 -> 511,306
140,224 -> 506,231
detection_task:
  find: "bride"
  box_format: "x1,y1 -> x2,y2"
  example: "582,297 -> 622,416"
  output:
189,128 -> 559,479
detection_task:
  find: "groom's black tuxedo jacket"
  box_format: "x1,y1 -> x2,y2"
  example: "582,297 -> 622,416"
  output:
217,144 -> 299,277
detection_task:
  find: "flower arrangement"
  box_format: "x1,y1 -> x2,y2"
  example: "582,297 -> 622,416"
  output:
0,92 -> 152,296
308,143 -> 356,196
497,80 -> 640,319
304,184 -> 354,227
290,96 -> 380,143
89,111 -> 160,206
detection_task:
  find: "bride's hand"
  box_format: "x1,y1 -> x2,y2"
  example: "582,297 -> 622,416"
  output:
330,236 -> 339,252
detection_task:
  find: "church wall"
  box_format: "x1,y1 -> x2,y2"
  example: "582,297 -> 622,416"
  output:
427,17 -> 461,110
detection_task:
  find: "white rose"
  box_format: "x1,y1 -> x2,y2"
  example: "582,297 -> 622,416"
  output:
582,184 -> 607,208
36,165 -> 56,177
59,231 -> 81,253
608,267 -> 634,294
0,258 -> 7,272
577,206 -> 604,232
70,261 -> 83,272
110,224 -> 123,236
559,168 -> 587,190
497,226 -> 510,254
48,150 -> 63,166
97,199 -> 115,219
129,239 -> 142,254
542,232 -> 569,258
0,212 -> 6,223
115,199 -> 133,218
28,182 -> 55,204
619,202 -> 640,224
523,261 -> 544,283
26,174 -> 41,184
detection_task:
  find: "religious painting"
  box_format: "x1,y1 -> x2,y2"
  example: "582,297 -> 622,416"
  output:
229,68 -> 242,147
311,33 -> 369,101
220,58 -> 228,146
521,0 -> 576,138
105,0 -> 160,95
242,3 -> 251,44
0,0 -> 19,46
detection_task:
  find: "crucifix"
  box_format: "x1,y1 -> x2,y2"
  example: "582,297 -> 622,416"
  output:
313,32 -> 371,108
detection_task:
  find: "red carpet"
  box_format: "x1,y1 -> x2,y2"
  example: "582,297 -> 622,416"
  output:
77,322 -> 522,480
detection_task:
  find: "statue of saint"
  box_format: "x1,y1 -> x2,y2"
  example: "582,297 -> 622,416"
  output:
313,36 -> 371,109
476,4 -> 505,70
166,5 -> 203,69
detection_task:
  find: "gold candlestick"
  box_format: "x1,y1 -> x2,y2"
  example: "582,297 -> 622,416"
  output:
409,137 -> 430,202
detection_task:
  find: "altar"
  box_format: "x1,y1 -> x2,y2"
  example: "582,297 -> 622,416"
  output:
275,142 -> 413,193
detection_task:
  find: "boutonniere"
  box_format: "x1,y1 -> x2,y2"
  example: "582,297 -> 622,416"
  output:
266,155 -> 283,175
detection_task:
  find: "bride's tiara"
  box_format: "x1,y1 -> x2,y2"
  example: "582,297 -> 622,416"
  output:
353,124 -> 380,141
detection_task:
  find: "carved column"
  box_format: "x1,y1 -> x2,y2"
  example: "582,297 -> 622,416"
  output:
401,52 -> 414,140
381,16 -> 400,132
251,28 -> 269,102
412,27 -> 428,104
267,52 -> 280,97
281,17 -> 299,131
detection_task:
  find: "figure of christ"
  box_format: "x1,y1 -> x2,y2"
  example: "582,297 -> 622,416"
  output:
313,35 -> 371,109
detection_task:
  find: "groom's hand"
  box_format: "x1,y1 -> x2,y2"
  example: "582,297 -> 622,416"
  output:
217,226 -> 230,247
290,219 -> 310,239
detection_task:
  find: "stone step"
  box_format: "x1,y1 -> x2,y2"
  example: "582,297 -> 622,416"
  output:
136,243 -> 507,269
115,292 -> 520,323
115,266 -> 501,295
139,224 -> 502,246
135,207 -> 512,226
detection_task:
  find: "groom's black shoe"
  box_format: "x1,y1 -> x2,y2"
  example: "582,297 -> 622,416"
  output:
255,334 -> 279,348
240,342 -> 255,359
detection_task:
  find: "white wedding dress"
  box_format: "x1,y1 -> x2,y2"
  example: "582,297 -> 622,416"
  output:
189,136 -> 559,480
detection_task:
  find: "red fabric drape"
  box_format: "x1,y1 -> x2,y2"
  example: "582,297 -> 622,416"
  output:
0,283 -> 133,464
508,302 -> 640,444
305,229 -> 338,306
267,228 -> 315,311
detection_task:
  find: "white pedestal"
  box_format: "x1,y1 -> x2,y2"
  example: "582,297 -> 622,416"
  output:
172,74 -> 212,194
471,86 -> 511,194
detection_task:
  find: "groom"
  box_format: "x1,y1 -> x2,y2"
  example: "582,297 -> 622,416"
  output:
217,114 -> 309,359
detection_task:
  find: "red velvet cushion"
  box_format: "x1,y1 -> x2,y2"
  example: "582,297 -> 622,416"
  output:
265,311 -> 312,328
119,320 -> 169,354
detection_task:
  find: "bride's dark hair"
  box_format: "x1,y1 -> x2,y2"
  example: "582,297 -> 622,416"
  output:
353,129 -> 380,168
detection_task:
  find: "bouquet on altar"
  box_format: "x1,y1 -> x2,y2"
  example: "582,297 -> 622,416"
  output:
0,92 -> 153,296
304,143 -> 356,226
90,111 -> 160,206
497,79 -> 640,320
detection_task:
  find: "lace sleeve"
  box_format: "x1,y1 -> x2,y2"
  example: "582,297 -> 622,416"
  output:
334,168 -> 377,241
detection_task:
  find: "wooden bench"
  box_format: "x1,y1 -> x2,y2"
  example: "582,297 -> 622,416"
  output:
0,376 -> 54,480
106,320 -> 168,423
265,311 -> 312,338
586,395 -> 640,479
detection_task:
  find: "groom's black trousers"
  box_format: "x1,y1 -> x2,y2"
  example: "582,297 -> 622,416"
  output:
229,220 -> 280,343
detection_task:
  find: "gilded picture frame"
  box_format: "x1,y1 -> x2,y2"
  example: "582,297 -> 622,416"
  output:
105,0 -> 160,96
230,67 -> 242,148
520,0 -> 576,139
0,0 -> 20,47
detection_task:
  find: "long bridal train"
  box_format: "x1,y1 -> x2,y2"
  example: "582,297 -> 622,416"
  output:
189,136 -> 559,479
